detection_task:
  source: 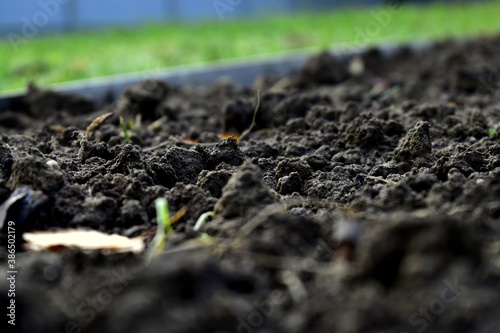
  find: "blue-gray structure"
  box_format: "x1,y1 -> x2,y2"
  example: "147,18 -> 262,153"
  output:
0,0 -> 472,37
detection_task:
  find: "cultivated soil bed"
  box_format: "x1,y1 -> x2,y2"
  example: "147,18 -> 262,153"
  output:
1,36 -> 500,333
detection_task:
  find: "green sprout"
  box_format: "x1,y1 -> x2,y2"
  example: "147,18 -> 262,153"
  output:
147,198 -> 172,261
128,118 -> 136,130
119,116 -> 132,141
156,197 -> 173,236
193,211 -> 215,232
193,211 -> 216,246
488,128 -> 499,138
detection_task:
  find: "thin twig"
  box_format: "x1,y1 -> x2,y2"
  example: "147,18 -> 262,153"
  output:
359,174 -> 397,185
144,89 -> 262,151
238,89 -> 261,142
235,203 -> 285,239
142,139 -> 219,152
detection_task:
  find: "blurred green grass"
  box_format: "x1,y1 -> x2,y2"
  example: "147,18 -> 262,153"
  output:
1,0 -> 500,92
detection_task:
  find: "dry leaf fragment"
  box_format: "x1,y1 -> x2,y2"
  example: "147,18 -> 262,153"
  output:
170,206 -> 187,225
86,112 -> 114,137
220,133 -> 241,140
23,229 -> 145,253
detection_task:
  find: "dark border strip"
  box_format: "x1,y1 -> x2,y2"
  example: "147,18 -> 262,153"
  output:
0,53 -> 312,113
0,41 -> 432,113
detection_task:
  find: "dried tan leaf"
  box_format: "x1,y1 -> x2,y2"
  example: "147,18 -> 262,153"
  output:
219,133 -> 241,140
86,112 -> 114,137
170,206 -> 188,225
23,229 -> 145,253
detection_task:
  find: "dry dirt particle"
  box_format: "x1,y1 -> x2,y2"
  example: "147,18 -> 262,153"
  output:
392,120 -> 432,165
214,162 -> 279,220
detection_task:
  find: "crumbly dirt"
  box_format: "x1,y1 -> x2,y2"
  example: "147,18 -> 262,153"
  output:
1,36 -> 500,333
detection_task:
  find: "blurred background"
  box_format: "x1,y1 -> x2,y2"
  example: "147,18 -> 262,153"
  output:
0,0 -> 498,93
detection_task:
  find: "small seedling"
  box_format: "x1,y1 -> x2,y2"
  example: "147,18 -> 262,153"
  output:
488,128 -> 499,138
156,197 -> 173,236
128,118 -> 136,130
193,211 -> 215,232
119,116 -> 132,141
147,198 -> 172,261
192,211 -> 216,245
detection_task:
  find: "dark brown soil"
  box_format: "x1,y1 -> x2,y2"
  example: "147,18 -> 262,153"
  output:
1,36 -> 500,333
